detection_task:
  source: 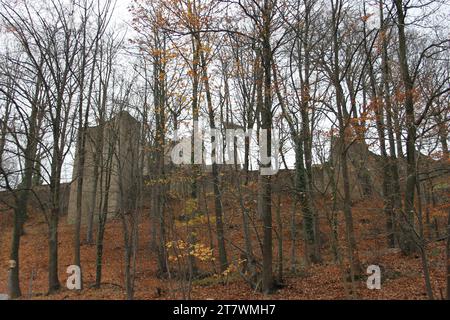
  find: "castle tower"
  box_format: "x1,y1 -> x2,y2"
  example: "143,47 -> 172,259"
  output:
67,111 -> 141,224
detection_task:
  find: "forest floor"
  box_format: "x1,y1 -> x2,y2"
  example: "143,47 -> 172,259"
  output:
0,195 -> 448,300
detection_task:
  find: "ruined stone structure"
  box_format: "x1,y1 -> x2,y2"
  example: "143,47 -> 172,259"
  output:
67,111 -> 141,224
67,111 -> 449,224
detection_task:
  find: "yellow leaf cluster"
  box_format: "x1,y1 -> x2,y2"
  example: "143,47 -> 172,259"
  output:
166,240 -> 214,263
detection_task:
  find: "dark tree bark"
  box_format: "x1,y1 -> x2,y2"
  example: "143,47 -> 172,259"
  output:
380,0 -> 402,247
395,0 -> 417,255
198,41 -> 229,272
362,7 -> 395,247
329,0 -> 362,279
4,66 -> 42,299
259,0 -> 275,294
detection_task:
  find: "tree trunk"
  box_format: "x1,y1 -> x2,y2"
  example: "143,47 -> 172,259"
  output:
395,0 -> 417,255
48,209 -> 60,293
364,12 -> 396,247
86,150 -> 100,244
199,44 -> 228,272
7,70 -> 42,299
260,1 -> 274,292
275,194 -> 283,283
95,130 -> 114,288
340,134 -> 362,277
9,209 -> 23,299
380,0 -> 402,247
295,137 -> 318,264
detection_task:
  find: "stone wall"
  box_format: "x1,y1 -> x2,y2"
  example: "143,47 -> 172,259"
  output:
67,112 -> 449,223
67,111 -> 141,224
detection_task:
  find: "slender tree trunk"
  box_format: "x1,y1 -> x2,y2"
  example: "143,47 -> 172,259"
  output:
295,137 -> 317,264
260,1 -> 274,293
48,209 -> 60,293
289,200 -> 298,271
298,5 -> 321,262
85,33 -> 101,245
416,180 -> 434,299
190,31 -> 200,199
8,208 -> 22,299
7,70 -> 42,298
73,118 -> 86,290
275,194 -> 283,283
395,0 -> 417,255
340,133 -> 362,276
199,44 -> 228,272
334,81 -> 362,277
48,111 -> 63,294
95,120 -> 114,287
8,141 -> 35,299
153,29 -> 168,275
95,201 -> 107,288
363,15 -> 396,247
86,149 -> 99,244
330,0 -> 361,278
380,0 -> 402,246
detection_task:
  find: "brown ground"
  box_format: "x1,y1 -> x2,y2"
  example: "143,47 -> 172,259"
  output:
0,195 -> 448,300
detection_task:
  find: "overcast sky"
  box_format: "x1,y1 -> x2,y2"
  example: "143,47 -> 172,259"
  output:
30,0 -> 450,181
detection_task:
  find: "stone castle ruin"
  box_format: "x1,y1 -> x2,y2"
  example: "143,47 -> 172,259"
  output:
67,111 -> 449,224
67,111 -> 141,224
